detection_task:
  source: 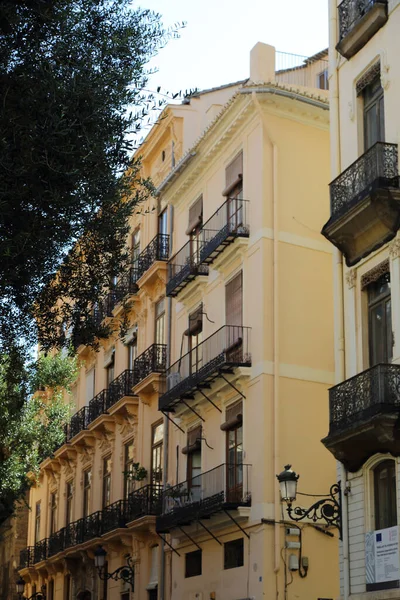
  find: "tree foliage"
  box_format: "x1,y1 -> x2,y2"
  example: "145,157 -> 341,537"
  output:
0,0 -> 180,516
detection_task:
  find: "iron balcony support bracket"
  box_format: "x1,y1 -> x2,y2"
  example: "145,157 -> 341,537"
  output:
178,527 -> 202,550
219,374 -> 246,400
181,400 -> 205,422
157,533 -> 181,556
223,510 -> 250,539
197,519 -> 222,545
161,411 -> 185,434
197,388 -> 222,413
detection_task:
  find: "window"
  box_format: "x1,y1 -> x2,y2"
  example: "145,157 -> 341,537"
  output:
148,545 -> 159,595
374,460 -> 397,530
132,229 -> 141,263
48,580 -> 54,600
186,196 -> 203,266
226,272 -> 243,327
64,575 -> 71,600
106,361 -> 115,387
83,469 -> 92,517
85,368 -> 95,404
128,338 -> 137,371
66,482 -> 73,526
151,421 -> 164,484
224,538 -> 244,569
124,440 -> 135,499
158,209 -> 167,236
103,456 -> 112,508
187,304 -> 203,375
34,502 -> 41,543
224,152 -> 243,201
185,426 -> 202,501
49,492 -> 57,535
155,299 -> 165,345
317,69 -> 329,90
185,550 -> 202,578
368,272 -> 392,365
225,401 -> 243,503
363,75 -> 384,151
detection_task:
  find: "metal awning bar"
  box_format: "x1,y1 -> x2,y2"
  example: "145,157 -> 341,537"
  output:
161,411 -> 185,434
178,527 -> 201,550
219,374 -> 246,399
157,534 -> 181,556
197,520 -> 222,545
181,400 -> 205,422
197,389 -> 222,413
223,510 -> 250,538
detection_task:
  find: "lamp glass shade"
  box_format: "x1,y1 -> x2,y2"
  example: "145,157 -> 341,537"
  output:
276,465 -> 299,502
94,545 -> 107,568
16,576 -> 25,594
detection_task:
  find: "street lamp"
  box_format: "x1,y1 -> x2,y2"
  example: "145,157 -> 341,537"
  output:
94,545 -> 135,591
276,464 -> 342,539
16,576 -> 46,600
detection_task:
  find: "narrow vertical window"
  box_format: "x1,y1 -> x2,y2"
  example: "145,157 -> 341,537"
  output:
225,272 -> 243,327
186,196 -> 203,267
85,368 -> 95,404
132,229 -> 141,263
128,337 -> 137,371
363,75 -> 385,151
187,304 -> 203,375
151,421 -> 164,484
49,492 -> 57,535
224,401 -> 243,503
83,469 -> 92,517
102,456 -> 112,508
124,440 -> 135,499
34,502 -> 41,543
155,299 -> 165,345
374,460 -> 397,530
66,482 -> 73,526
158,209 -> 168,236
185,426 -> 202,501
368,272 -> 392,366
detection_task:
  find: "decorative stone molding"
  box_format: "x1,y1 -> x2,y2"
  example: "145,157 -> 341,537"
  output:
345,268 -> 357,289
356,61 -> 380,96
361,259 -> 390,289
380,50 -> 391,91
389,237 -> 400,260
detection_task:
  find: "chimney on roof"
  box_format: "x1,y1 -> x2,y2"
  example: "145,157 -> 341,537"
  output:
250,42 -> 276,83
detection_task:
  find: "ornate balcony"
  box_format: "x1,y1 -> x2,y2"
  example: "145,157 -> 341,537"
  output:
166,239 -> 209,297
322,143 -> 400,266
68,406 -> 90,441
136,233 -> 169,282
156,463 -> 251,534
133,344 -> 167,394
337,0 -> 388,59
322,364 -> 400,472
88,389 -> 108,422
126,484 -> 163,524
20,487 -> 163,566
199,198 -> 249,265
106,369 -> 136,408
159,325 -> 251,412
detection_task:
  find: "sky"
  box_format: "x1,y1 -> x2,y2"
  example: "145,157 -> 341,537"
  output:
142,0 -> 329,95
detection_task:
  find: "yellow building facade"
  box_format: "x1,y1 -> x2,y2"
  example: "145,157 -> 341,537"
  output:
321,1 -> 400,599
18,43 -> 338,600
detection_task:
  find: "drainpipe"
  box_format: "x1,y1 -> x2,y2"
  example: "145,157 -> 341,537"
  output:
329,1 -> 349,599
159,204 -> 173,600
250,90 -> 281,598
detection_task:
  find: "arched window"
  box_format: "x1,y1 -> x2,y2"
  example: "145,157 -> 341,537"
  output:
374,460 -> 397,530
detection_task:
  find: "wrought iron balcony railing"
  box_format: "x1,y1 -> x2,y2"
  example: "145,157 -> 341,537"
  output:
68,406 -> 90,441
327,363 -> 400,436
133,343 -> 167,387
106,369 -> 136,409
199,198 -> 249,265
166,239 -> 209,297
338,0 -> 387,41
157,463 -> 251,533
19,546 -> 34,569
20,486 -> 163,566
136,233 -> 169,281
159,325 -> 251,411
126,484 -> 163,522
329,142 -> 399,221
88,389 -> 108,422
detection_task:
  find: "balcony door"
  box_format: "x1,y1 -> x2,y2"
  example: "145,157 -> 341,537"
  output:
225,401 -> 243,503
364,75 -> 385,151
155,299 -> 165,346
225,151 -> 244,233
187,305 -> 203,376
368,272 -> 392,366
225,272 -> 243,362
186,196 -> 203,267
186,426 -> 202,502
151,421 -> 164,485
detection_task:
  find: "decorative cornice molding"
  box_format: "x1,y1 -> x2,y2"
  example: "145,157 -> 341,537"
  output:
361,259 -> 389,289
389,237 -> 400,260
345,268 -> 357,289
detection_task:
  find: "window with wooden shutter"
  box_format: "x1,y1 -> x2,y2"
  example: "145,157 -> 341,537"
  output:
221,400 -> 243,431
223,152 -> 243,197
225,272 -> 243,327
186,196 -> 203,235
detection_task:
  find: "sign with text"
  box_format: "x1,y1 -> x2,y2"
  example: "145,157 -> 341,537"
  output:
366,526 -> 400,585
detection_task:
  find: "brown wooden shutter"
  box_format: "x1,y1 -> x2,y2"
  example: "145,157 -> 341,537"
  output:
225,272 -> 243,326
221,400 -> 243,431
186,196 -> 203,235
223,152 -> 243,196
185,303 -> 203,336
182,425 -> 202,454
